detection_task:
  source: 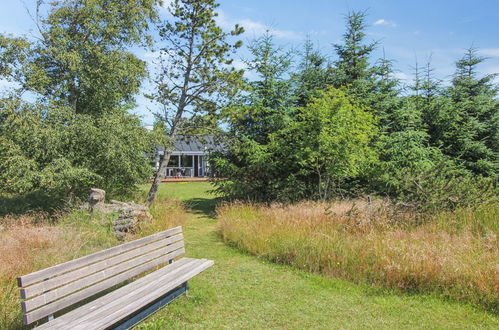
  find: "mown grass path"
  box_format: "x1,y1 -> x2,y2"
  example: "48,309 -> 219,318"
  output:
138,183 -> 498,329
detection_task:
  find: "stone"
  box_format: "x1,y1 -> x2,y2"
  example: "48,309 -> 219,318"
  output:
84,188 -> 153,240
88,188 -> 106,210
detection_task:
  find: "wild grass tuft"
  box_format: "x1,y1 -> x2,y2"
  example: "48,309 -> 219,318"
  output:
218,199 -> 499,312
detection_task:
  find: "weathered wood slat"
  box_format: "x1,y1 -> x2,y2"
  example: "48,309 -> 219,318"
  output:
22,240 -> 185,312
112,283 -> 187,330
34,258 -> 198,330
21,233 -> 184,299
42,259 -> 203,330
88,260 -> 213,330
42,259 -> 213,330
100,260 -> 212,329
23,248 -> 186,325
18,226 -> 182,288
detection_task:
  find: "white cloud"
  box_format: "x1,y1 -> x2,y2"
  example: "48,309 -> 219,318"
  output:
0,78 -> 19,90
216,11 -> 303,40
393,72 -> 412,81
479,48 -> 499,57
160,0 -> 173,11
373,19 -> 398,28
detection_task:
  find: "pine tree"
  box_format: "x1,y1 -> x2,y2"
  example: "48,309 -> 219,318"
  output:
371,53 -> 403,134
442,48 -> 498,176
333,11 -> 377,95
228,32 -> 293,144
146,0 -> 244,205
293,37 -> 331,107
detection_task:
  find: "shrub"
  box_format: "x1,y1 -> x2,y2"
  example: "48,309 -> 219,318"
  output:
396,161 -> 498,211
0,102 -> 153,213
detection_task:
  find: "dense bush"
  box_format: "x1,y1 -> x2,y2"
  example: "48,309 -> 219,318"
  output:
395,161 -> 498,211
213,88 -> 377,201
0,101 -> 153,213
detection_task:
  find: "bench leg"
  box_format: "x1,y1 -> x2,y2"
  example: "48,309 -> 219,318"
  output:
112,282 -> 188,330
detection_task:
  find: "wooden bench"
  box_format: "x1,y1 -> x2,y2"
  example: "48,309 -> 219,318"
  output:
17,226 -> 213,329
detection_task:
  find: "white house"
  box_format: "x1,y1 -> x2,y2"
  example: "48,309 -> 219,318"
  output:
155,135 -> 221,178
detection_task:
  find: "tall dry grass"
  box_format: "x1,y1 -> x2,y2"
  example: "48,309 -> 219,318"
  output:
0,197 -> 186,329
218,199 -> 499,311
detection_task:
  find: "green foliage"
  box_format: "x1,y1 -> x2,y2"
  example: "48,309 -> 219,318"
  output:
213,88 -> 377,201
441,48 -> 498,176
0,0 -> 159,212
1,3 -> 497,212
223,32 -> 293,145
0,100 -> 153,210
396,161 -> 498,211
285,88 -> 377,198
293,38 -> 332,107
375,130 -> 441,194
214,11 -> 498,210
5,0 -> 159,115
333,11 -> 377,86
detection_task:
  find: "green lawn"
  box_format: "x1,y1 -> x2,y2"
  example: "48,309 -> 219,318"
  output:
137,182 -> 498,329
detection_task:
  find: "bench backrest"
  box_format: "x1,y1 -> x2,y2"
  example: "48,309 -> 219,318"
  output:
17,226 -> 185,325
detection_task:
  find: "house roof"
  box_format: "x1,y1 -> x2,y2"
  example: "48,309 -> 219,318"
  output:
157,135 -> 224,155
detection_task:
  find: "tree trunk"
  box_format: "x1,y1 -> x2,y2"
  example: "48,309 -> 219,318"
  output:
145,15 -> 195,206
145,147 -> 173,207
145,118 -> 182,206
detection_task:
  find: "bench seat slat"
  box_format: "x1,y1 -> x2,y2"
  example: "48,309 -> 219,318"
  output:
37,258 -> 214,330
35,257 -> 195,329
23,247 -> 186,325
21,233 -> 184,299
89,259 -> 213,330
23,240 -> 185,312
18,226 -> 182,287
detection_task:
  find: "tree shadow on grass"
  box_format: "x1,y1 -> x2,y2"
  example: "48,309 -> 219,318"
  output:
184,197 -> 220,218
0,191 -> 64,217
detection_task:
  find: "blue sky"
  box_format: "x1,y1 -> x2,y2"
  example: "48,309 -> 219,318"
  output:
1,0 -> 498,125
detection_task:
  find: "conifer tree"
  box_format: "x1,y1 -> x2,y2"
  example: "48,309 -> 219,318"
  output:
146,0 -> 244,205
293,38 -> 331,107
442,48 -> 498,176
332,11 -> 377,96
227,32 -> 293,144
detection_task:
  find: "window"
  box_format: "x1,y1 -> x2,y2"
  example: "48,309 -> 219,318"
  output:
181,155 -> 193,167
168,155 -> 179,167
